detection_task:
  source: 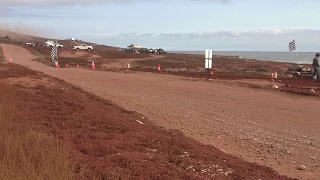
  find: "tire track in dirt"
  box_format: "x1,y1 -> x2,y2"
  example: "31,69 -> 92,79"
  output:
1,43 -> 320,180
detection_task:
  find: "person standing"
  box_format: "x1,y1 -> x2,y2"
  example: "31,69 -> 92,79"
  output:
312,53 -> 320,81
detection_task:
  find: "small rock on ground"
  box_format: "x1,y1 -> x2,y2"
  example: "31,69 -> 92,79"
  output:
297,164 -> 307,170
310,89 -> 316,94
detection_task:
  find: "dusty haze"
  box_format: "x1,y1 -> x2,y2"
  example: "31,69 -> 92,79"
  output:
0,22 -> 52,40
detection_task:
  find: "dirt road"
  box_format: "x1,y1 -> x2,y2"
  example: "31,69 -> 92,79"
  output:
2,44 -> 320,180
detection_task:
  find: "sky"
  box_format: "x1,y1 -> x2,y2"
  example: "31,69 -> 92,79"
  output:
0,0 -> 320,51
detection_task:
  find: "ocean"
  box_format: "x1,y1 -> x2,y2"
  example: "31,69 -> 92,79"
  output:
170,51 -> 317,64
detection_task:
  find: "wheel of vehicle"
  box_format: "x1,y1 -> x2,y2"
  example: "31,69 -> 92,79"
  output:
76,48 -> 80,51
293,73 -> 300,79
88,48 -> 92,51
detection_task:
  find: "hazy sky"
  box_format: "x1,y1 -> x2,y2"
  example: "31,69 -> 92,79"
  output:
1,0 -> 320,51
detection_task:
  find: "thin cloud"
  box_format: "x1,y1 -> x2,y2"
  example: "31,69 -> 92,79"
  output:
117,29 -> 317,39
0,0 -> 232,18
1,6 -> 108,18
0,0 -> 232,7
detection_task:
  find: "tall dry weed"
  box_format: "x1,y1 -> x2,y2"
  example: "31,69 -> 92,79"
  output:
0,82 -> 75,180
0,46 -> 4,62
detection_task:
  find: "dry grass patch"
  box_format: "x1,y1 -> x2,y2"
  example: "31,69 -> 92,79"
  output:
0,46 -> 4,62
0,82 -> 75,180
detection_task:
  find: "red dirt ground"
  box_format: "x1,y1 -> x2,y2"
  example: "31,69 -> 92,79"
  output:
1,42 -> 320,180
0,62 -> 295,179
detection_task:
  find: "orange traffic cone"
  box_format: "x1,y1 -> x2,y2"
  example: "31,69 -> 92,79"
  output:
76,63 -> 79,68
92,61 -> 95,70
157,64 -> 161,72
66,62 -> 68,68
271,73 -> 274,79
9,58 -> 12,63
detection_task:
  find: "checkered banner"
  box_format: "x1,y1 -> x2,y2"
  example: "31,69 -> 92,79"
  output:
51,45 -> 57,62
288,40 -> 296,52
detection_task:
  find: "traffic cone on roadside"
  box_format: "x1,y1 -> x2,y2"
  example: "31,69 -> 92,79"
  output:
55,62 -> 59,68
127,63 -> 131,70
274,71 -> 278,78
76,63 -> 79,68
158,64 -> 161,72
66,62 -> 68,68
92,61 -> 95,70
208,70 -> 214,80
9,58 -> 12,63
271,73 -> 274,79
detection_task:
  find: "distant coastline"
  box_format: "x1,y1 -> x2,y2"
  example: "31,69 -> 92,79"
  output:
169,51 -> 315,64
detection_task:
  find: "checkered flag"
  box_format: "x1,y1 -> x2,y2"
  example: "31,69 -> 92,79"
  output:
288,40 -> 296,52
51,45 -> 57,62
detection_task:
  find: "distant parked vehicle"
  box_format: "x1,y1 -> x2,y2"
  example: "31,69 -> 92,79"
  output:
287,65 -> 313,79
66,38 -> 76,41
26,41 -> 37,46
72,44 -> 93,51
45,41 -> 63,48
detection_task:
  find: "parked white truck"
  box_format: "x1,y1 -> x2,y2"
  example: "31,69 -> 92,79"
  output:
45,40 -> 63,47
72,44 -> 93,51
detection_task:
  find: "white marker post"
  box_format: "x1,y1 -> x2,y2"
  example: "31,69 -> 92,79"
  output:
205,49 -> 213,80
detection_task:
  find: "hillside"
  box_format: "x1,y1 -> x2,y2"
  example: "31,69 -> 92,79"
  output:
0,29 -> 48,42
0,29 -> 120,49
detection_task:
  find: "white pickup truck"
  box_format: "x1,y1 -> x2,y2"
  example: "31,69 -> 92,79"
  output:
45,41 -> 63,48
72,44 -> 93,51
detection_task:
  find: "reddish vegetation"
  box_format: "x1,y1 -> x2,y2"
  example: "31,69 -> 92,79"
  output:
93,46 -> 152,59
133,53 -> 296,73
0,62 -> 296,179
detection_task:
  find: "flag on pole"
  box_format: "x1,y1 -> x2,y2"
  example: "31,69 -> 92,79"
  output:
288,40 -> 296,52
